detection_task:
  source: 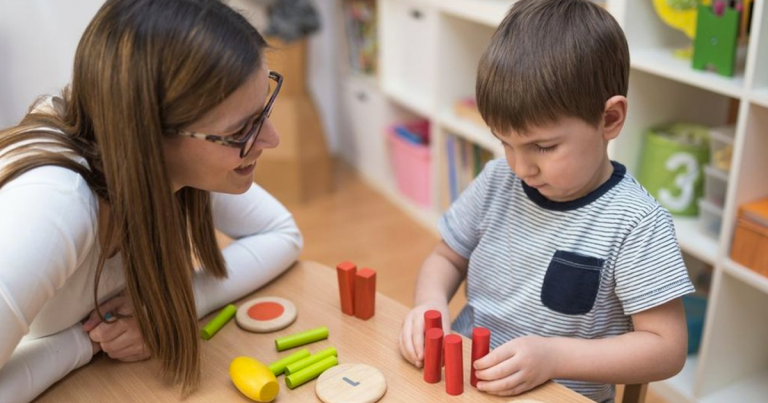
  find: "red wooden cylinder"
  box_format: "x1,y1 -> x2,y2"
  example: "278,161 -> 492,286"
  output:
424,309 -> 444,367
470,327 -> 491,387
423,328 -> 443,384
424,310 -> 442,331
444,334 -> 463,396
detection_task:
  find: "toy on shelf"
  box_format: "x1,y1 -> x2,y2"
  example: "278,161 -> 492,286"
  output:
315,363 -> 387,403
230,356 -> 280,402
236,297 -> 297,333
652,0 -> 710,58
692,3 -> 740,77
200,304 -> 237,340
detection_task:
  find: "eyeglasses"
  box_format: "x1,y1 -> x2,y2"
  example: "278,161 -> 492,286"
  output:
175,70 -> 283,158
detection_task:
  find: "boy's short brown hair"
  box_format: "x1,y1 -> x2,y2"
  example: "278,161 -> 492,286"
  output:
476,0 -> 629,135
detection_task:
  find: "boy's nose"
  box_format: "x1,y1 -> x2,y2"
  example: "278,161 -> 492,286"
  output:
515,158 -> 539,179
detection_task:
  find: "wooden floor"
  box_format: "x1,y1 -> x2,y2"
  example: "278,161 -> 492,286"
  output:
262,161 -> 668,403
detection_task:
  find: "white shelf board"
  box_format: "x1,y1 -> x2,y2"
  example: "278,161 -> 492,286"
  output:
723,258 -> 768,295
672,216 -> 718,265
437,0 -> 515,27
650,355 -> 699,403
749,87 -> 768,109
631,48 -> 745,99
362,175 -> 440,235
700,368 -> 768,403
437,109 -> 503,157
381,81 -> 432,117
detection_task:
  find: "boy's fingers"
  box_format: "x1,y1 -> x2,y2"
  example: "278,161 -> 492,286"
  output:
413,318 -> 425,361
474,344 -> 514,370
477,371 -> 524,394
401,315 -> 418,365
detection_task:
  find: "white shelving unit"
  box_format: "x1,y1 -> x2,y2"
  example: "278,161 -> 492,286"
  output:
336,1 -> 768,401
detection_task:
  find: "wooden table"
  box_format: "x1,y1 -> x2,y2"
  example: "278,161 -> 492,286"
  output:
35,261 -> 592,402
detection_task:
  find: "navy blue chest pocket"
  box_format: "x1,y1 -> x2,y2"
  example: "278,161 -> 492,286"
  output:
540,250 -> 604,315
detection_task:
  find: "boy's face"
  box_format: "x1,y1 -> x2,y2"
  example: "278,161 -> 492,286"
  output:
495,116 -> 614,203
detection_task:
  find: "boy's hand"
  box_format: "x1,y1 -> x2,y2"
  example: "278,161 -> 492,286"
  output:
473,335 -> 556,396
82,295 -> 151,362
398,304 -> 451,368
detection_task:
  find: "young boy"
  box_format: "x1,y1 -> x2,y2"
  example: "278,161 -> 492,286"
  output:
398,1 -> 694,402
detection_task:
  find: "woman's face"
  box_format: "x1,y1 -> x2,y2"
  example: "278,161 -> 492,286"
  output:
163,66 -> 279,194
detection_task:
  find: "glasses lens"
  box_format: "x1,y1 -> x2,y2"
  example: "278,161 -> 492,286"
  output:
242,117 -> 264,157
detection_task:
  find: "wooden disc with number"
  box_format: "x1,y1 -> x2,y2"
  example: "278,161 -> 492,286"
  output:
315,363 -> 386,403
236,297 -> 297,333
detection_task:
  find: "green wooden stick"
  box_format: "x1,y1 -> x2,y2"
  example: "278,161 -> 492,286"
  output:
274,326 -> 329,351
267,348 -> 311,376
284,347 -> 337,375
200,304 -> 236,340
285,355 -> 338,389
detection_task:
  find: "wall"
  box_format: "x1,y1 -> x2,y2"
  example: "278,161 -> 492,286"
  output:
0,0 -> 340,153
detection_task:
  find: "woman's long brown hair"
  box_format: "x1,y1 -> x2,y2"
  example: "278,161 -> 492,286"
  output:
0,0 -> 267,393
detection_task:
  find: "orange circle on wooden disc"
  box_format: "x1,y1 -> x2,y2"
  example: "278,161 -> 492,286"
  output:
248,302 -> 284,321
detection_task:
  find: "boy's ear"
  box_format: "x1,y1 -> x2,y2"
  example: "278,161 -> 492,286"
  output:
602,95 -> 627,141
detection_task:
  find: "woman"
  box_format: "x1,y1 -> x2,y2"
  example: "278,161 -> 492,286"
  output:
0,0 -> 302,401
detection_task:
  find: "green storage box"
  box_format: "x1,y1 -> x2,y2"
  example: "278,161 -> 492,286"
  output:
637,123 -> 710,216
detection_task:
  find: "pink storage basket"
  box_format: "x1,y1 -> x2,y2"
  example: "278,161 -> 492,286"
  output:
387,121 -> 431,208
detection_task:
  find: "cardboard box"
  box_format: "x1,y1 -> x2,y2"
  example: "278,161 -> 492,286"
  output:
731,198 -> 768,276
253,37 -> 332,203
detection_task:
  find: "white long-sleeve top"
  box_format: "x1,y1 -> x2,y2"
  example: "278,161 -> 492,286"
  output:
0,155 -> 303,402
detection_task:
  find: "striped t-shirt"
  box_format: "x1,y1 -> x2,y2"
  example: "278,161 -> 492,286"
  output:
439,159 -> 694,403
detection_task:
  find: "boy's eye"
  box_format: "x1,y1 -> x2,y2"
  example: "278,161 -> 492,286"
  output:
535,144 -> 557,153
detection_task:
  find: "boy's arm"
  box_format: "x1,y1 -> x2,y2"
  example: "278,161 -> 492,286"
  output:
399,240 -> 468,367
474,298 -> 687,396
551,298 -> 688,383
413,240 -> 469,307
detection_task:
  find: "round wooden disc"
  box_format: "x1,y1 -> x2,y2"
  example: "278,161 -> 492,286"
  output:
236,297 -> 297,333
315,363 -> 386,403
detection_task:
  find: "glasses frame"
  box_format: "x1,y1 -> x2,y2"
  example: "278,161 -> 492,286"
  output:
175,70 -> 283,158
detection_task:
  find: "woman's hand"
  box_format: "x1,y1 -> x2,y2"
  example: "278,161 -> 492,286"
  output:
398,303 -> 451,368
82,294 -> 150,362
473,335 -> 557,396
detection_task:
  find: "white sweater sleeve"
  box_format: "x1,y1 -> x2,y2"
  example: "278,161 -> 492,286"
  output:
0,325 -> 93,403
0,167 -> 97,402
193,184 -> 303,318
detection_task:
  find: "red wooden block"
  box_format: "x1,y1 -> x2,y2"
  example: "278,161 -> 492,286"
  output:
336,261 -> 357,316
424,310 -> 442,331
354,268 -> 376,320
423,328 -> 443,384
424,310 -> 444,367
470,327 -> 491,387
444,334 -> 463,396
